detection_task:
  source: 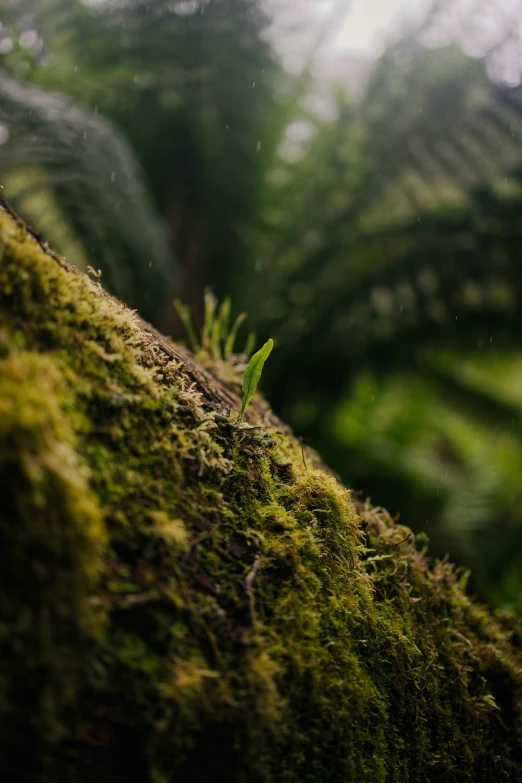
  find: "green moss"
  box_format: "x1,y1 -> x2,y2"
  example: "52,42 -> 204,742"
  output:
0,350 -> 104,750
1,210 -> 522,781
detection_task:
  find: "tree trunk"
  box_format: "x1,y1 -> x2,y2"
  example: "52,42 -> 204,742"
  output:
1,208 -> 521,782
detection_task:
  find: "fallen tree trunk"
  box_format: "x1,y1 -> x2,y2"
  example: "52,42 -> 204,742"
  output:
1,208 -> 521,782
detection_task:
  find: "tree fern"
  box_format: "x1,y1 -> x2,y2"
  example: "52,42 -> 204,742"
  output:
0,71 -> 175,320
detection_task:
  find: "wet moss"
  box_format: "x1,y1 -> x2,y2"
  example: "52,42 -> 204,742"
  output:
0,350 -> 104,765
1,210 -> 522,781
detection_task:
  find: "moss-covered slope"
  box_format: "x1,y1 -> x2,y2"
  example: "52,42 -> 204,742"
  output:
1,209 -> 521,782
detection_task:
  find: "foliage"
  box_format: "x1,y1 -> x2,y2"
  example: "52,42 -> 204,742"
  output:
30,0 -> 285,315
324,362 -> 522,607
240,337 -> 273,423
2,0 -> 522,610
175,289 -> 255,364
244,33 -> 522,609
0,63 -> 174,321
2,208 -> 522,781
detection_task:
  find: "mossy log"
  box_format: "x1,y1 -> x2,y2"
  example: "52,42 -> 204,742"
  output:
1,208 -> 522,782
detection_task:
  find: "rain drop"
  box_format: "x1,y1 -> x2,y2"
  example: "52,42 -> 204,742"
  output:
0,38 -> 14,55
172,0 -> 198,16
19,30 -> 38,49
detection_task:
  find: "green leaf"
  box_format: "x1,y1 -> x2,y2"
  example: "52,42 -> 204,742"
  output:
224,311 -> 247,359
202,290 -> 217,353
481,694 -> 501,711
218,297 -> 231,343
243,331 -> 256,360
174,299 -> 200,354
211,318 -> 222,363
239,338 -> 273,423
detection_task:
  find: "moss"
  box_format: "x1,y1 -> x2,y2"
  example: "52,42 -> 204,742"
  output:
0,350 -> 104,755
1,209 -> 522,781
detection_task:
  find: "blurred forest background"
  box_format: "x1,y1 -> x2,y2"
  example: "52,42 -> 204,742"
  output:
1,0 -> 522,613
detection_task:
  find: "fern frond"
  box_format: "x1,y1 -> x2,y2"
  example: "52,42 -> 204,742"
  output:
0,71 -> 175,321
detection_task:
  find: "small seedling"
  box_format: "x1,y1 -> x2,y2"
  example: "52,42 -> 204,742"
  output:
239,338 -> 273,424
174,291 -> 254,362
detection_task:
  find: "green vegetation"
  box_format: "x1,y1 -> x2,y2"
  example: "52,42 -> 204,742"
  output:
174,293 -> 272,423
240,338 -> 273,423
2,200 -> 522,780
1,0 -> 522,612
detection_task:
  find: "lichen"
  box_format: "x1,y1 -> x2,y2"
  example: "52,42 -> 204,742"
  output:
1,210 -> 522,781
